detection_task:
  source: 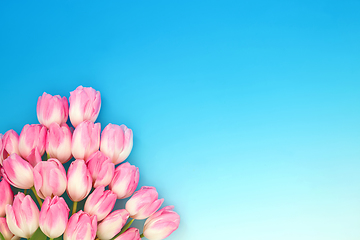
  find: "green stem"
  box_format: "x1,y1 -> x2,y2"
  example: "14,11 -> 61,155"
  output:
24,189 -> 27,195
47,153 -> 50,160
72,201 -> 78,215
140,233 -> 145,238
0,232 -> 5,240
49,238 -> 54,240
110,218 -> 135,240
30,186 -> 43,207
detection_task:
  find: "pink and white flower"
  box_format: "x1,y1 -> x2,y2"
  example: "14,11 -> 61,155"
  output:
100,123 -> 133,165
5,193 -> 39,239
71,121 -> 100,161
84,186 -> 117,221
40,196 -> 70,239
66,159 -> 92,202
86,151 -> 115,188
125,186 -> 164,220
63,210 -> 97,240
18,124 -> 47,166
0,130 -> 20,164
1,153 -> 34,189
114,228 -> 141,240
96,209 -> 129,240
46,123 -> 72,163
0,178 -> 13,217
109,162 -> 139,199
143,206 -> 180,240
69,86 -> 101,127
37,92 -> 69,128
33,158 -> 67,199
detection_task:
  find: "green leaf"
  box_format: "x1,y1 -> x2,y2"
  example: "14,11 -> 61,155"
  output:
29,228 -> 47,240
0,231 -> 6,240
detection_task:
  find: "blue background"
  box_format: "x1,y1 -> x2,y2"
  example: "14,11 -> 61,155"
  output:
1,1 -> 360,239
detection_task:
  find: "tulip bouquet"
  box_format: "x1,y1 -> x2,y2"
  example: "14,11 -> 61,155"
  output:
0,86 -> 180,240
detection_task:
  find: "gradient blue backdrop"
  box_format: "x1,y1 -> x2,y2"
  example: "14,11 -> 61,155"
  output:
1,1 -> 360,239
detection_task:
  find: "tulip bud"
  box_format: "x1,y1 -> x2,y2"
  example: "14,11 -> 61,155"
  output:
72,121 -> 100,160
86,151 -> 114,188
1,130 -> 20,164
37,92 -> 69,128
46,123 -> 72,163
69,86 -> 101,128
143,206 -> 180,240
100,124 -> 133,165
109,162 -> 139,199
40,196 -> 70,239
33,158 -> 67,199
18,124 -> 47,166
84,186 -> 117,221
63,210 -> 97,240
125,186 -> 164,220
0,217 -> 20,240
1,153 -> 34,189
66,159 -> 92,202
114,228 -> 141,240
5,193 -> 39,239
0,178 -> 13,217
96,209 -> 129,240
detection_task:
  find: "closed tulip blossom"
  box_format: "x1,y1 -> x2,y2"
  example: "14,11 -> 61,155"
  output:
63,210 -> 97,240
40,196 -> 70,239
96,209 -> 129,240
37,92 -> 69,128
84,186 -> 117,221
69,86 -> 101,128
100,123 -> 133,165
66,159 -> 92,202
0,178 -> 13,217
143,206 -> 180,240
86,151 -> 115,188
5,193 -> 39,239
1,153 -> 34,189
72,121 -> 100,161
109,162 -> 139,199
114,228 -> 141,240
1,130 -> 20,164
18,124 -> 47,166
33,158 -> 67,199
46,123 -> 72,163
0,217 -> 20,240
125,186 -> 164,220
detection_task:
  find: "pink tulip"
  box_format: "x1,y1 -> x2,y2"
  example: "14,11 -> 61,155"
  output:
109,162 -> 139,199
114,228 -> 141,240
0,178 -> 13,217
96,209 -> 129,240
33,158 -> 67,199
18,124 -> 47,166
69,86 -> 101,127
84,186 -> 117,221
39,196 -> 70,238
86,151 -> 115,188
0,217 -> 20,240
143,206 -> 180,240
5,193 -> 39,239
64,210 -> 97,240
72,121 -> 100,160
1,153 -> 34,189
46,123 -> 72,163
66,159 -> 92,202
37,92 -> 69,128
125,186 -> 164,220
100,124 -> 133,165
1,130 -> 20,164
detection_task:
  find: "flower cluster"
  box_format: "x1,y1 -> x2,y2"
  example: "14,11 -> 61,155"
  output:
0,86 -> 180,240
